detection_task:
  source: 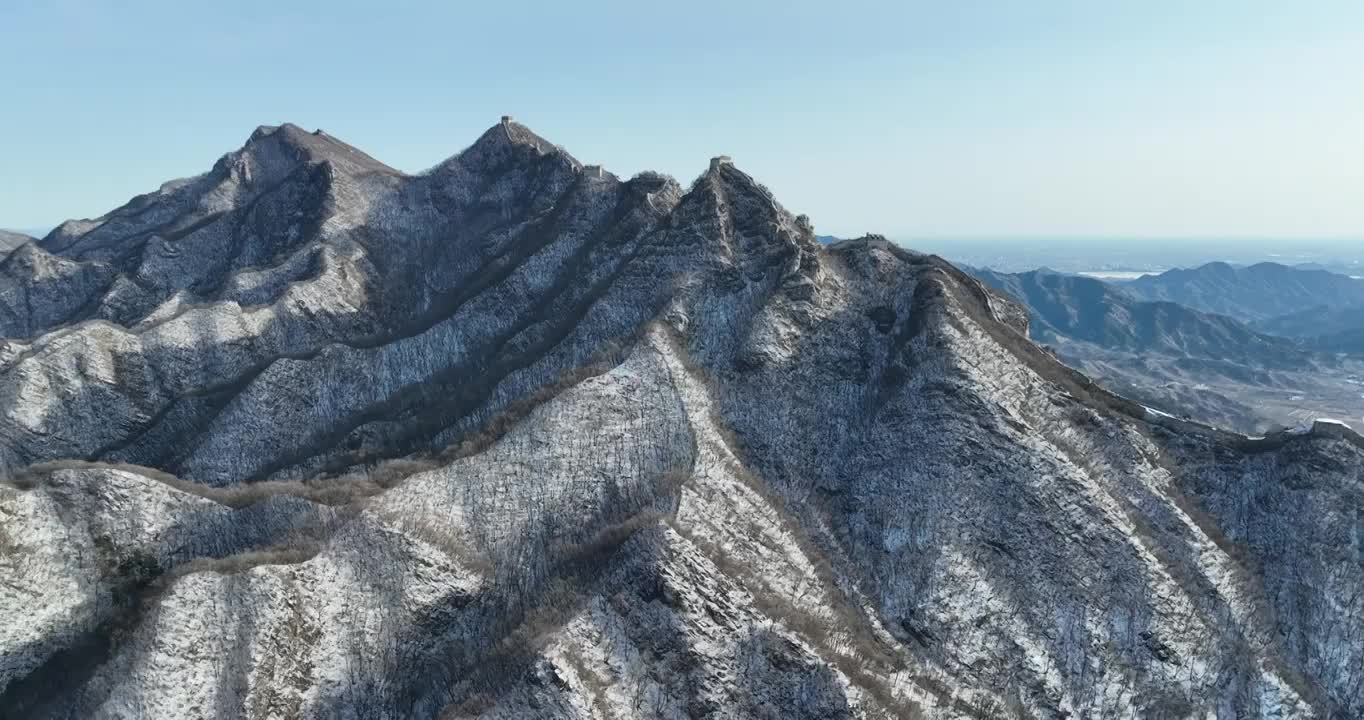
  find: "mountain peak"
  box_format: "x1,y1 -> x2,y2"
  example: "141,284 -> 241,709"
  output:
497,114 -> 553,149
480,116 -> 571,156
1245,261 -> 1299,275
228,122 -> 397,179
1205,260 -> 1241,273
430,116 -> 581,178
246,122 -> 301,142
695,153 -> 774,204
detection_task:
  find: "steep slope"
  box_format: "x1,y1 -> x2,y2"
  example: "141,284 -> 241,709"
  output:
1,122 -> 1362,720
1125,261 -> 1364,323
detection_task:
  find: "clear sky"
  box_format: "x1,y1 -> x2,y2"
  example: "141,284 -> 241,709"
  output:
2,0 -> 1362,240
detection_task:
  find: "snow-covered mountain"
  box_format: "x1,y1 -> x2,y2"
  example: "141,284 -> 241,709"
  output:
2,120 -> 1362,719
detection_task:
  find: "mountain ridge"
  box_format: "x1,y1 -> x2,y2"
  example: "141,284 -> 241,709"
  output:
967,268 -> 1310,366
1123,260 -> 1364,323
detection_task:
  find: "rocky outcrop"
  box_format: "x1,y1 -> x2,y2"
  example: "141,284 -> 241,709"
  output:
1,122 -> 1361,719
0,230 -> 32,259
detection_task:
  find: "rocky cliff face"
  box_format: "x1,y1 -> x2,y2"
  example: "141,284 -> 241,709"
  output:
2,121 -> 1362,719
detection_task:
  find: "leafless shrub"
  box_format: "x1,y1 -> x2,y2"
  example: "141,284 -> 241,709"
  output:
0,524 -> 18,559
431,510 -> 665,716
556,511 -> 665,570
3,459 -> 136,490
670,518 -> 935,718
658,468 -> 691,493
374,509 -> 495,576
8,458 -> 419,511
643,335 -> 975,715
360,459 -> 437,490
164,542 -> 322,582
438,357 -> 622,465
442,692 -> 496,719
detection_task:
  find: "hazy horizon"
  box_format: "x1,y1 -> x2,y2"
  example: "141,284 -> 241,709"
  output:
4,1 -> 1363,239
10,218 -> 1360,276
904,235 -> 1364,273
8,222 -> 1361,249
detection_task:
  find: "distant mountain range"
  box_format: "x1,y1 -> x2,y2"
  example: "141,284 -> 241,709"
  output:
1291,260 -> 1364,277
1255,303 -> 1363,339
967,268 -> 1309,367
1114,261 -> 1364,357
965,266 -> 1364,434
1121,261 -> 1364,323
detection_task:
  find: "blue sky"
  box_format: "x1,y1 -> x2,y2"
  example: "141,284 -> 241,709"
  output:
2,0 -> 1362,240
